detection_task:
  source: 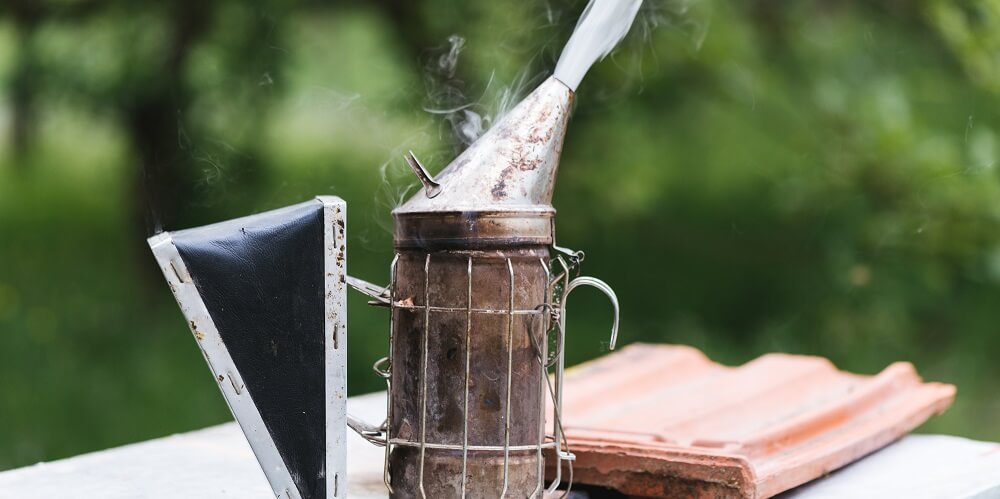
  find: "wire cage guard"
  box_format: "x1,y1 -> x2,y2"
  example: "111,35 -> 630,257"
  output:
351,247 -> 618,499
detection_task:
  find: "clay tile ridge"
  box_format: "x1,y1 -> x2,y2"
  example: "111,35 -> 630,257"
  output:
548,343 -> 956,499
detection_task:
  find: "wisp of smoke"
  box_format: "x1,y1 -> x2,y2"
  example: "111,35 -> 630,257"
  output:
422,35 -> 481,148
438,34 -> 466,78
419,1 -> 651,150
554,0 -> 645,91
422,35 -> 550,151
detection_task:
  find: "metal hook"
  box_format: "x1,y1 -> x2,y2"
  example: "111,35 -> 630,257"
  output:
347,414 -> 387,446
404,151 -> 442,199
372,356 -> 391,379
347,275 -> 391,306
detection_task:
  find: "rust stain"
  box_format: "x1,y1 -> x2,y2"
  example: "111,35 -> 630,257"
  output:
534,105 -> 553,125
491,176 -> 508,200
527,106 -> 558,145
548,343 -> 956,498
189,321 -> 205,340
490,142 -> 541,200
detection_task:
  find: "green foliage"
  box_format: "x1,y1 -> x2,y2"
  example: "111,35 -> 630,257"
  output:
927,0 -> 1000,94
0,0 -> 998,470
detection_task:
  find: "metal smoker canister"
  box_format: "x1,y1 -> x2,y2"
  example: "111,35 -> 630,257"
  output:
387,245 -> 550,497
387,77 -> 572,498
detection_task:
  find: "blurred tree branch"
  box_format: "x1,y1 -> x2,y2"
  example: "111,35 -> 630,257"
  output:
2,0 -> 298,277
370,0 -> 436,65
924,0 -> 1000,95
125,0 -> 212,241
3,0 -> 106,166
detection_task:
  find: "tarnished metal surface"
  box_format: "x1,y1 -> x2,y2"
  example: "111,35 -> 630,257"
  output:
377,76 -> 579,498
368,71 -> 621,497
393,77 -> 573,249
394,77 -> 572,214
387,248 -> 549,498
392,210 -> 554,250
320,196 -> 349,499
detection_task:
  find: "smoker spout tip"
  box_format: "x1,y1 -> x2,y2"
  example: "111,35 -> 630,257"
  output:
552,76 -> 575,94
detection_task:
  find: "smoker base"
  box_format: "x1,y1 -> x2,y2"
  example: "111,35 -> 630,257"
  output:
389,447 -> 543,498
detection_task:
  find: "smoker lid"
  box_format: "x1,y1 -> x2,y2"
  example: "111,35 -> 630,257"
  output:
393,76 -> 574,216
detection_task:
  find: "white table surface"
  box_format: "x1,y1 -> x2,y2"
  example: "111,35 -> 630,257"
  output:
2,392 -> 999,499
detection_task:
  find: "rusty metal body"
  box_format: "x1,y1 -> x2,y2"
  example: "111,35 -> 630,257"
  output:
348,76 -> 618,498
386,247 -> 550,497
384,77 -> 574,497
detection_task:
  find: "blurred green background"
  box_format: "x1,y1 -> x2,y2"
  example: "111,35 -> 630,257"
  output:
1,0 -> 999,470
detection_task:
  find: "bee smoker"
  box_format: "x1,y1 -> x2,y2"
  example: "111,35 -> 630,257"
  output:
349,75 -> 619,498
147,74 -> 619,498
145,0 -> 639,494
148,75 -> 618,499
147,75 -> 618,499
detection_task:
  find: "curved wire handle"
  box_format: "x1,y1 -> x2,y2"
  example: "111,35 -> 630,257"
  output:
548,274 -> 620,496
561,276 -> 619,350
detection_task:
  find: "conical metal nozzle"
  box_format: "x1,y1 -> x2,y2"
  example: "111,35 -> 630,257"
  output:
393,76 -> 574,249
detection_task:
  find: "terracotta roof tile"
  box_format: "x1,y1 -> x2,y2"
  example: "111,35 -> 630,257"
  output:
548,343 -> 955,498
